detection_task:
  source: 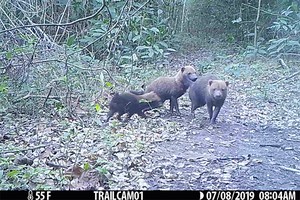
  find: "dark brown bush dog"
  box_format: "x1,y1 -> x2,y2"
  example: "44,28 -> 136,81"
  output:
106,91 -> 161,122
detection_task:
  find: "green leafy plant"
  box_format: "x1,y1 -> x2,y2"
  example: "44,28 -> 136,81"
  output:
267,6 -> 300,57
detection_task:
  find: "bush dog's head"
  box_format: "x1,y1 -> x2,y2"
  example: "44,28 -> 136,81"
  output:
208,79 -> 229,100
180,65 -> 198,86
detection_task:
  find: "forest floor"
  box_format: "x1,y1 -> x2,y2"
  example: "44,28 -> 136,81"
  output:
1,47 -> 300,190
143,49 -> 300,190
145,92 -> 300,190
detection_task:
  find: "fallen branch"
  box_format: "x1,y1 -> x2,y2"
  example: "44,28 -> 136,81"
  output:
46,162 -> 67,169
215,155 -> 250,161
272,70 -> 300,84
278,58 -> 288,68
259,144 -> 282,148
279,166 -> 300,174
1,145 -> 47,154
272,59 -> 300,83
13,93 -> 60,103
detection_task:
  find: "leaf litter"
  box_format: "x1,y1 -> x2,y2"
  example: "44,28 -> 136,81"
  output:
1,49 -> 300,190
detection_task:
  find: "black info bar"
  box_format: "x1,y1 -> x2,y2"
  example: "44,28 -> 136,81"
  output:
0,190 -> 298,200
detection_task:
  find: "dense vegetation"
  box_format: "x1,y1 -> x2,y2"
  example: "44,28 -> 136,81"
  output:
1,0 -> 300,115
1,0 -> 299,190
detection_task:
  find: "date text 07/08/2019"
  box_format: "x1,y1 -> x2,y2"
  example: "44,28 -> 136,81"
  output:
205,191 -> 296,200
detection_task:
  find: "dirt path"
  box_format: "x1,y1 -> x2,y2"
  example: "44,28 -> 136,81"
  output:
143,50 -> 300,190
144,95 -> 300,189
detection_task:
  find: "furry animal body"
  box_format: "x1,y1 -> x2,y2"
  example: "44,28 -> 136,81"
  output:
106,91 -> 161,122
189,74 -> 229,124
144,65 -> 198,114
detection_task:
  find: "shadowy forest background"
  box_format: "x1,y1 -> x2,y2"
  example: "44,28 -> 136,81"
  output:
1,0 -> 300,190
1,0 -> 299,117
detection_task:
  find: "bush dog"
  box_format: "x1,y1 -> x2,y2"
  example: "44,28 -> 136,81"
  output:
189,74 -> 229,124
144,65 -> 198,114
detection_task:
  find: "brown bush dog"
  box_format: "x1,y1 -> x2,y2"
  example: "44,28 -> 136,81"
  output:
144,65 -> 198,114
189,74 -> 229,124
106,91 -> 161,122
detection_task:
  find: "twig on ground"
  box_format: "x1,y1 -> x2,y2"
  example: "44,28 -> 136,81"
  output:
259,144 -> 282,148
13,93 -> 60,103
1,145 -> 47,154
272,70 -> 300,84
279,166 -> 300,173
46,162 -> 68,169
278,59 -> 288,68
272,59 -> 300,83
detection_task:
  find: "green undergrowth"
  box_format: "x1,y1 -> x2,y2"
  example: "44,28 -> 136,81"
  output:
223,58 -> 300,128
